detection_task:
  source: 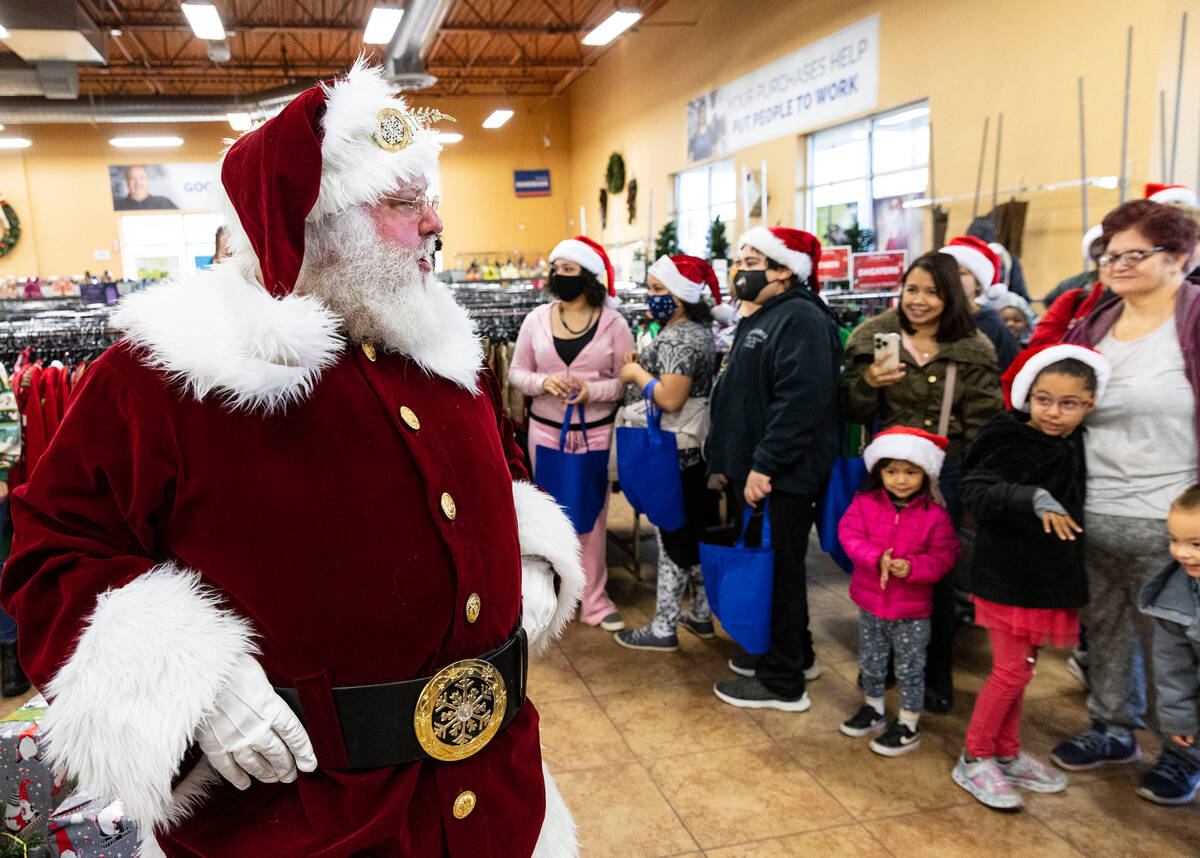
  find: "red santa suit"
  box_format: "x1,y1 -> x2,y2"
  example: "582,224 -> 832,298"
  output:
0,62 -> 583,857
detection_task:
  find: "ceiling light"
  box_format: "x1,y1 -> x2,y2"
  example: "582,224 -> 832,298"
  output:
482,109 -> 514,129
181,3 -> 226,41
435,132 -> 464,144
109,136 -> 185,148
877,106 -> 930,127
0,138 -> 32,150
581,9 -> 643,46
227,112 -> 253,131
111,28 -> 122,36
363,5 -> 404,44
0,25 -> 9,40
0,123 -> 5,131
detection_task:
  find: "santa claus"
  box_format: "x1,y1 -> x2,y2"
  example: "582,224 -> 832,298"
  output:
0,61 -> 584,856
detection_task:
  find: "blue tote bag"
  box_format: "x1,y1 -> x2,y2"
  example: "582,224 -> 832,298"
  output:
699,500 -> 774,654
815,421 -> 870,573
616,379 -> 686,531
534,403 -> 610,534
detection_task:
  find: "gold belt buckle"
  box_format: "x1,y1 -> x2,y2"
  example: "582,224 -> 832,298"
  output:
414,658 -> 507,762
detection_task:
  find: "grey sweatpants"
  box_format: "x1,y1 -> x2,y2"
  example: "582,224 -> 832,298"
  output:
1081,512 -> 1168,732
858,609 -> 931,713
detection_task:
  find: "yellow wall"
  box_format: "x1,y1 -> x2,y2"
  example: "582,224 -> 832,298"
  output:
566,0 -> 1200,298
0,95 -> 573,278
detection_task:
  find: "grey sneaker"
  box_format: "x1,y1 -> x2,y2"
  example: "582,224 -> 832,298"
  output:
614,624 -> 679,652
952,754 -> 1024,810
999,752 -> 1067,793
598,612 -> 625,632
727,654 -> 820,681
713,676 -> 811,712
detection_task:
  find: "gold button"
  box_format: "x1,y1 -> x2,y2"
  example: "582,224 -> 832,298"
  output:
400,406 -> 420,431
465,593 -> 481,624
924,419 -> 933,427
361,342 -> 377,362
440,492 -> 457,521
928,375 -> 937,383
453,790 -> 476,819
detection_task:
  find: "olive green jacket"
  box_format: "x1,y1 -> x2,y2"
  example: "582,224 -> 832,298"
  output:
842,308 -> 1004,461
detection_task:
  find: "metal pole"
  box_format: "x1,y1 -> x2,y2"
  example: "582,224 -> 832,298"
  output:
1078,78 -> 1089,236
1170,12 -> 1188,182
580,204 -> 587,236
761,159 -> 769,226
1160,90 -> 1168,180
928,120 -> 937,201
972,115 -> 990,219
1119,26 -> 1132,202
992,113 -> 1003,210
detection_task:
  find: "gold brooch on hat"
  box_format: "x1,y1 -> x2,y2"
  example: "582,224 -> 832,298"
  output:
373,105 -> 456,152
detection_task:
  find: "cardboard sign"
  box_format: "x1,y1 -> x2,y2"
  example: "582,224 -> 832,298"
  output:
817,245 -> 850,285
851,250 -> 906,291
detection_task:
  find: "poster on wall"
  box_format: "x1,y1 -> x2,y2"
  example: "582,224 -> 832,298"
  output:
108,163 -> 221,211
873,193 -> 924,255
514,169 -> 551,197
815,202 -> 857,248
685,14 -> 879,163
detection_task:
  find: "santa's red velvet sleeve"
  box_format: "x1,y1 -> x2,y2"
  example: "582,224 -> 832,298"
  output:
0,351 -> 254,835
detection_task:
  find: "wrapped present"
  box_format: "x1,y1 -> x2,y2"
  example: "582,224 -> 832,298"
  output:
0,696 -> 68,839
47,793 -> 140,858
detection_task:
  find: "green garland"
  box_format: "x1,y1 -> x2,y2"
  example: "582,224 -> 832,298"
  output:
0,203 -> 19,259
605,152 -> 626,196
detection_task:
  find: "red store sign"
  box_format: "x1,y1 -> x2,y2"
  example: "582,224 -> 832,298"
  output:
851,250 -> 907,291
817,245 -> 850,285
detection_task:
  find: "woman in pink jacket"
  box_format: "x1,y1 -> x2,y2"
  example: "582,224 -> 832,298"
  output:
837,427 -> 960,757
509,236 -> 635,630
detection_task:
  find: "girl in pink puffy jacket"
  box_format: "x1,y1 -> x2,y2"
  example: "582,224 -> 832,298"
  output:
837,427 -> 960,757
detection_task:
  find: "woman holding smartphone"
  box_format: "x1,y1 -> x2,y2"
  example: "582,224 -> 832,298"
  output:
509,236 -> 634,631
842,251 -> 1004,712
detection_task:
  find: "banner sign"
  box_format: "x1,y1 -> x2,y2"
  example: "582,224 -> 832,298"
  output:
514,169 -> 551,198
108,163 -> 221,211
817,245 -> 851,285
686,14 -> 879,163
851,250 -> 907,291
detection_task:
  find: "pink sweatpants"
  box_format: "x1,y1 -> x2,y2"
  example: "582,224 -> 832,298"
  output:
526,420 -> 618,625
965,625 -> 1038,759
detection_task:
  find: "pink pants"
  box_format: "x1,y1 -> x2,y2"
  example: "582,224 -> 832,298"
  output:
965,625 -> 1038,759
526,420 -> 618,625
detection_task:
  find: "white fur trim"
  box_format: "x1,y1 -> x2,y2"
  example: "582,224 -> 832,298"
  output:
737,227 -> 813,283
43,565 -> 256,834
549,239 -> 605,278
1149,186 -> 1198,206
1010,344 -> 1112,411
940,244 -> 994,293
113,267 -> 344,414
647,256 -> 703,303
309,58 -> 442,222
863,434 -> 945,479
1081,225 -> 1103,264
512,481 -> 584,654
533,764 -> 579,858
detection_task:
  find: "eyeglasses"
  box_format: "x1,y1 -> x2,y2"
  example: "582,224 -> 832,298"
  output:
388,194 -> 440,217
1029,393 -> 1093,413
1097,247 -> 1164,268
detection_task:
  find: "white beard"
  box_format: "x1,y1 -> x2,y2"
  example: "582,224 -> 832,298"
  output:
294,207 -> 483,391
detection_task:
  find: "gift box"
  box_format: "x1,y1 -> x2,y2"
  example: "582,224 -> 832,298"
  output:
47,793 -> 140,858
0,695 -> 69,842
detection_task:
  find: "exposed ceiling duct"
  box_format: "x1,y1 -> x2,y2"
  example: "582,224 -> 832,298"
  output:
0,83 -> 307,125
385,0 -> 455,91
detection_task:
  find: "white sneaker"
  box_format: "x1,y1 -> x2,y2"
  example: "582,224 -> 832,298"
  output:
952,754 -> 1024,810
999,752 -> 1068,793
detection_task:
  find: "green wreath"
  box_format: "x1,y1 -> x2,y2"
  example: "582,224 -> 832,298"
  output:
0,202 -> 20,259
605,152 -> 626,196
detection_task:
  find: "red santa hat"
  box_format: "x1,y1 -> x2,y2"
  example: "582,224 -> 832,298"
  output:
647,254 -> 717,304
737,227 -> 821,289
863,426 -> 949,478
220,59 -> 448,298
549,235 -> 616,296
1145,183 -> 1198,206
1006,343 -> 1112,410
1081,224 -> 1103,264
940,236 -> 1001,295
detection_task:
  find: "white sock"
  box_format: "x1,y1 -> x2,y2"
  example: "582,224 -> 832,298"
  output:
899,710 -> 920,732
865,695 -> 885,715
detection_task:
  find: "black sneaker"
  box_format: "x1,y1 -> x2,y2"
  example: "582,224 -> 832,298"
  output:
1050,721 -> 1141,771
678,614 -> 715,639
1137,751 -> 1200,805
869,721 -> 921,756
840,705 -> 887,738
614,624 -> 678,652
729,654 -> 820,680
712,676 -> 811,712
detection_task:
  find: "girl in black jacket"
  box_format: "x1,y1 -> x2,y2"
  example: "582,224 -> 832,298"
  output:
954,344 -> 1111,810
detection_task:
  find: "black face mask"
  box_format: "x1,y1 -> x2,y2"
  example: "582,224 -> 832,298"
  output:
734,269 -> 771,302
551,272 -> 587,302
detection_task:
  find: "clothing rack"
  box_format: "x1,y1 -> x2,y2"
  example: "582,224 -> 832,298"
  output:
0,308 -> 119,367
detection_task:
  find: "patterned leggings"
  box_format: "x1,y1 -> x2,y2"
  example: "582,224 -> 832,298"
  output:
858,609 -> 931,713
650,529 -> 711,637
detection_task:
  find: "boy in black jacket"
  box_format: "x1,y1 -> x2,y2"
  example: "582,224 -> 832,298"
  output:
707,227 -> 842,711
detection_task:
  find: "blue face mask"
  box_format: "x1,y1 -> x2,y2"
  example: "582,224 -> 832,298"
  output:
647,292 -> 678,323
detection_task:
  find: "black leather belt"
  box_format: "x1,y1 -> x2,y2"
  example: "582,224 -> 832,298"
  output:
529,409 -> 616,430
275,628 -> 527,769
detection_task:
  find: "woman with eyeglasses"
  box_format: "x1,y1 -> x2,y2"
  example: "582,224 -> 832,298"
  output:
1050,200 -> 1200,792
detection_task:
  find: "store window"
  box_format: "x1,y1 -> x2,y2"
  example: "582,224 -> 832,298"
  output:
674,159 -> 736,258
118,212 -> 224,281
802,103 -> 929,255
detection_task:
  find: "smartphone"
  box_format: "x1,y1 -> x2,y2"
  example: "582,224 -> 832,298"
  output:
873,332 -> 901,372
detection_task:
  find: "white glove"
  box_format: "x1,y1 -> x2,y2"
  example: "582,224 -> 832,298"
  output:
521,557 -> 558,648
195,654 -> 318,790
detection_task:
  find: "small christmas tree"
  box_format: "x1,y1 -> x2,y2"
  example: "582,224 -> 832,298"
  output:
845,222 -> 876,253
655,220 -> 679,259
707,215 -> 729,261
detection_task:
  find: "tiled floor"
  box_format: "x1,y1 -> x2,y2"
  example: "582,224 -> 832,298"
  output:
534,499 -> 1199,857
2,500 -> 1195,857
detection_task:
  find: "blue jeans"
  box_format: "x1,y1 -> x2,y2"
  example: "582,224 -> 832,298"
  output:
0,499 -> 17,644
